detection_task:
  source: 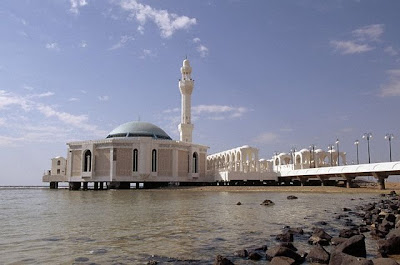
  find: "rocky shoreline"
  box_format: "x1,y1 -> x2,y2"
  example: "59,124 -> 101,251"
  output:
213,191 -> 400,265
144,191 -> 400,265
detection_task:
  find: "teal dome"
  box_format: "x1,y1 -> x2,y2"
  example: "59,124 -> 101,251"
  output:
106,121 -> 172,140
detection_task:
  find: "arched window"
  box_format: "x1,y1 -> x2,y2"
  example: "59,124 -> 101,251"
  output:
57,160 -> 61,166
84,150 -> 92,172
151,149 -> 157,172
192,152 -> 198,173
133,149 -> 138,172
275,158 -> 279,166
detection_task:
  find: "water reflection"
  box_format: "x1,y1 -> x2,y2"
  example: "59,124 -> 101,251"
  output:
0,189 -> 378,264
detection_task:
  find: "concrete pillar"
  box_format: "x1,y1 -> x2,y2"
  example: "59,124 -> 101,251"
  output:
99,182 -> 104,190
346,178 -> 352,188
378,177 -> 386,190
300,177 -> 307,186
50,182 -> 58,189
82,182 -> 88,190
94,182 -> 98,190
69,182 -> 81,190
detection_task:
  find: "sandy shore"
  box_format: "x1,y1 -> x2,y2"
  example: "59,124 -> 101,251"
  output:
159,183 -> 400,193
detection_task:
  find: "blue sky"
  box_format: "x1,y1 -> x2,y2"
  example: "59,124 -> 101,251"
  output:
1,0 -> 400,185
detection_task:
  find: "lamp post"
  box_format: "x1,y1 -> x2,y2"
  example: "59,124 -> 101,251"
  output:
385,134 -> 394,162
309,144 -> 316,168
336,138 -> 340,166
354,140 -> 359,164
362,133 -> 372,163
290,147 -> 296,170
328,144 -> 334,166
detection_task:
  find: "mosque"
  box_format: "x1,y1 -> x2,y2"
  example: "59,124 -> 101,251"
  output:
43,59 -> 349,190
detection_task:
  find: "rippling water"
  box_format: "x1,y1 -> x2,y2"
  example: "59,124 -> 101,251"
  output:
0,188 -> 379,264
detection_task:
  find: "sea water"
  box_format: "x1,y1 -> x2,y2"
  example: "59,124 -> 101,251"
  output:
0,188 -> 379,264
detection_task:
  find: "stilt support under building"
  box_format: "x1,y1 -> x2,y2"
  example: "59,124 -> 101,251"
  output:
50,182 -> 58,189
82,182 -> 88,190
94,182 -> 98,190
69,182 -> 81,190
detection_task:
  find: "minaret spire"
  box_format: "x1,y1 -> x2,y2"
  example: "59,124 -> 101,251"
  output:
178,58 -> 194,142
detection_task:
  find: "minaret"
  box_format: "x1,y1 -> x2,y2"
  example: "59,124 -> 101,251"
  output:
178,58 -> 194,143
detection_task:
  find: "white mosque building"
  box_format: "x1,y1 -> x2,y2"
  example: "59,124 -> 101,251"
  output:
43,59 -> 351,190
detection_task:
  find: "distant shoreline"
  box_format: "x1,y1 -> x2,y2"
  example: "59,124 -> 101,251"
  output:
1,183 -> 400,193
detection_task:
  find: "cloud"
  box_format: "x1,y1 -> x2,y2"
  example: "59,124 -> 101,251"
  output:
119,0 -> 197,38
384,46 -> 398,56
0,90 -> 31,110
137,25 -> 144,34
253,132 -> 280,144
192,105 -> 249,119
139,49 -> 156,59
0,90 -> 106,146
193,37 -> 201,43
28,92 -> 55,98
23,84 -> 34,91
45,42 -> 60,51
79,40 -> 87,48
70,0 -> 88,15
380,69 -> 400,97
98,95 -> 109,101
352,24 -> 384,42
109,35 -> 135,50
0,117 -> 6,126
68,97 -> 80,102
197,44 -> 209,57
330,40 -> 374,55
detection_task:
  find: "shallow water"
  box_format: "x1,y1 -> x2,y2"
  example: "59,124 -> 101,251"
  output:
0,188 -> 379,264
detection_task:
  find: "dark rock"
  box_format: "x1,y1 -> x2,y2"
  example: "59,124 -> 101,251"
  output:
74,257 -> 90,262
339,228 -> 360,238
371,227 -> 388,239
385,213 -> 396,223
286,227 -> 304,235
270,256 -> 296,265
233,249 -> 248,258
261,199 -> 274,206
316,221 -> 328,226
378,228 -> 400,257
307,244 -> 330,264
372,258 -> 400,265
248,251 -> 262,260
214,255 -> 234,265
331,237 -> 347,246
287,195 -> 298,200
335,235 -> 366,258
276,232 -> 293,242
308,228 -> 332,246
343,208 -> 352,212
380,219 -> 395,232
280,242 -> 297,252
236,202 -> 242,205
254,245 -> 268,251
336,214 -> 349,220
359,226 -> 370,233
147,261 -> 158,265
389,191 -> 397,196
266,246 -> 302,262
329,252 -> 372,265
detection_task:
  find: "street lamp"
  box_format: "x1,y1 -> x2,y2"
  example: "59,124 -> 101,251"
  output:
362,133 -> 373,163
290,147 -> 296,170
309,144 -> 316,168
354,140 -> 359,164
385,134 -> 394,162
336,138 -> 340,166
328,144 -> 334,166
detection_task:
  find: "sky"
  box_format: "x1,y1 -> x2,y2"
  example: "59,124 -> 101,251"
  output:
1,0 -> 400,185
